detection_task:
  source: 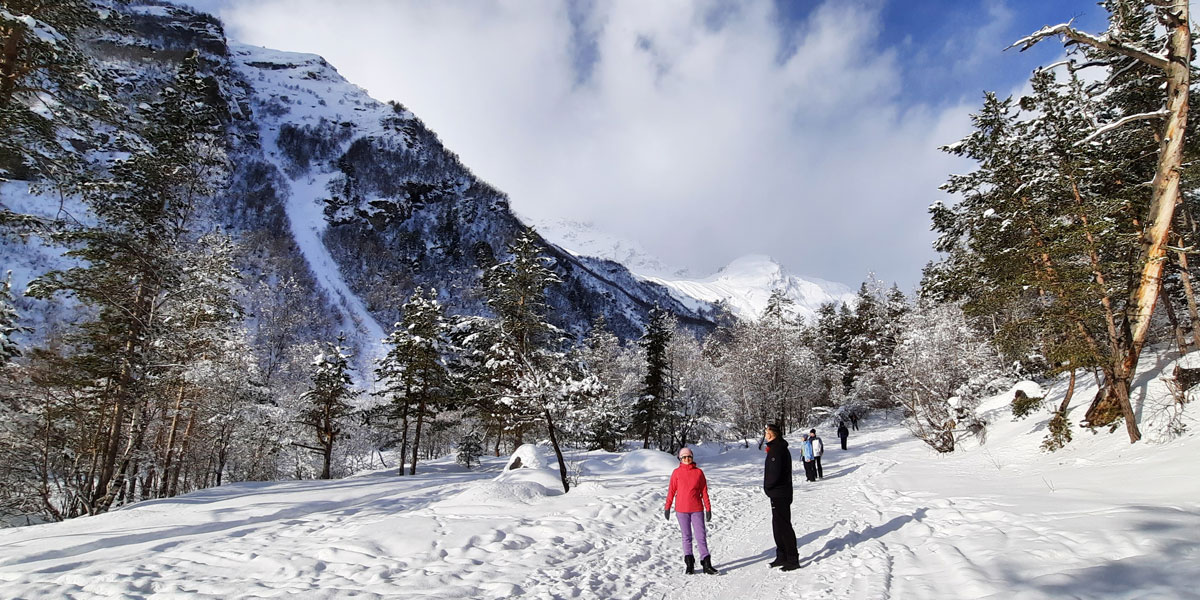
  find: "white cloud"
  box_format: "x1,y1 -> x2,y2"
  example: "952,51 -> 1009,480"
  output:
194,0 -> 979,286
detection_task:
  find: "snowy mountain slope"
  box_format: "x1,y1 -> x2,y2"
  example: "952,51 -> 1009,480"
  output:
1,0 -> 718,379
209,19 -> 714,344
227,43 -> 394,368
535,216 -> 856,322
1,348 -> 1194,598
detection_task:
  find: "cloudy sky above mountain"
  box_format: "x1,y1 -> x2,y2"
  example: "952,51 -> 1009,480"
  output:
179,0 -> 1109,288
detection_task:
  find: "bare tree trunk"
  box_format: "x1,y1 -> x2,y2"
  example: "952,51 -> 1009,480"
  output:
168,408 -> 197,497
1161,285 -> 1190,352
158,383 -> 188,497
397,393 -> 410,476
544,408 -> 570,493
95,283 -> 150,504
409,395 -> 426,476
1174,239 -> 1200,342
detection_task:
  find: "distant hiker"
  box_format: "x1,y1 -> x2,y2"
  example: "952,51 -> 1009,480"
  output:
763,424 -> 800,571
809,429 -> 824,479
665,447 -> 718,575
849,412 -> 860,431
800,433 -> 817,482
837,422 -> 849,450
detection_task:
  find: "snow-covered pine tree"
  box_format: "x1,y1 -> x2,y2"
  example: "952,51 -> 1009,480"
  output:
0,271 -> 28,366
374,287 -> 451,476
634,305 -> 672,449
22,50 -> 224,513
479,227 -> 589,492
455,431 -> 484,469
574,316 -> 636,451
299,335 -> 357,480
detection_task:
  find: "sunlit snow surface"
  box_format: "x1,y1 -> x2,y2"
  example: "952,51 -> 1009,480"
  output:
0,348 -> 1196,599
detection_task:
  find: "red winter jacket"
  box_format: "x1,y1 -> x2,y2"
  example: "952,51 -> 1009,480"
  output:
665,462 -> 712,513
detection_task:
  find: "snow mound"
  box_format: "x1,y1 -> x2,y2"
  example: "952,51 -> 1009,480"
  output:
1012,380 -> 1045,398
504,444 -> 548,471
443,478 -> 557,507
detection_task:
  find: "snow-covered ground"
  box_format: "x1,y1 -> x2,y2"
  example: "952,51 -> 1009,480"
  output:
1,350 -> 1197,599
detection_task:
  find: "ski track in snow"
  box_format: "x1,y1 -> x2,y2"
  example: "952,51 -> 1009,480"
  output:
1,407 -> 1198,599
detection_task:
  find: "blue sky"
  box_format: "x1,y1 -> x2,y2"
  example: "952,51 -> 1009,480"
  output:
184,0 -> 1127,289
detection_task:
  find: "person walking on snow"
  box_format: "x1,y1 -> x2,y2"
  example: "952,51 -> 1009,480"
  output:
837,421 -> 849,450
763,424 -> 800,571
665,447 -> 718,575
809,429 -> 824,479
800,433 -> 817,482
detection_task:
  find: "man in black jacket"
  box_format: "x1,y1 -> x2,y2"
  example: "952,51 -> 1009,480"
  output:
763,424 -> 800,571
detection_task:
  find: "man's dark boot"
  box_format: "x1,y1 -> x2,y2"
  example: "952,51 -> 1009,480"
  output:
768,557 -> 785,568
701,555 -> 719,575
780,561 -> 802,572
684,554 -> 695,575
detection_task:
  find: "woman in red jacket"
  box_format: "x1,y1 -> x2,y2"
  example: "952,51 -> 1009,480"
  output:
664,447 -> 718,574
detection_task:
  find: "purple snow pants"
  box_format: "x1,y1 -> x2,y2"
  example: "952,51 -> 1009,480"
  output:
676,511 -> 709,558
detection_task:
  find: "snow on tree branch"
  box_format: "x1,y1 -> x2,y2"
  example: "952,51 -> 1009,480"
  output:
1076,109 -> 1170,146
1008,22 -> 1169,71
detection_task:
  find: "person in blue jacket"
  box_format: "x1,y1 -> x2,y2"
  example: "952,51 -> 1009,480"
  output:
800,433 -> 817,482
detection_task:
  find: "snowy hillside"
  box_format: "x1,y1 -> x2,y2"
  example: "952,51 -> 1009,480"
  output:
534,219 -> 856,322
1,347 -> 1194,599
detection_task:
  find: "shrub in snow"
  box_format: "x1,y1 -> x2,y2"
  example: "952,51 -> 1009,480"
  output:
1042,409 -> 1073,452
1011,388 -> 1044,419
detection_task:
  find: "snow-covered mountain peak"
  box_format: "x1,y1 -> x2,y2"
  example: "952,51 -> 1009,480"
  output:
657,253 -> 854,323
534,219 -> 855,323
706,254 -> 785,285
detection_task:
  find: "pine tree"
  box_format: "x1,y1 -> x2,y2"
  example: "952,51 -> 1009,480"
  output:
24,51 -> 223,512
299,335 -> 357,480
634,305 -> 672,449
477,227 -> 586,492
0,271 -> 28,367
456,431 -> 484,469
374,287 -> 451,476
575,316 -> 633,451
1005,0 -> 1195,443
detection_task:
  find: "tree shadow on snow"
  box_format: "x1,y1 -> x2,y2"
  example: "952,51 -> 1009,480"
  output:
798,508 -> 929,567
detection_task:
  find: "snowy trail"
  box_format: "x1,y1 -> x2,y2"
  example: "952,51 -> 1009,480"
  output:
1,407 -> 1198,599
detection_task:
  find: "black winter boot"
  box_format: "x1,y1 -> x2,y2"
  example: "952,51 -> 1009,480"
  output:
701,555 -> 718,575
684,554 -> 695,575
